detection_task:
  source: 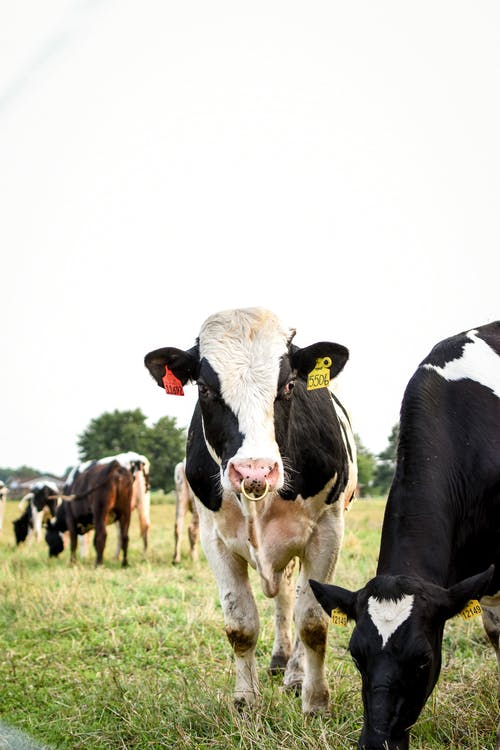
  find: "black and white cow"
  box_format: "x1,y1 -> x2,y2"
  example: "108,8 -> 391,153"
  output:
310,321 -> 500,749
145,307 -> 357,713
13,480 -> 60,545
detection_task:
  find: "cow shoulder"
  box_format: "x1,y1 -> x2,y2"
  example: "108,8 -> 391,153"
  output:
185,403 -> 223,511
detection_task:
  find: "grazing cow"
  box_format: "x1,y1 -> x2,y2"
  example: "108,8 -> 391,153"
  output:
310,321 -> 500,750
172,460 -> 199,564
46,458 -> 134,566
13,481 -> 60,545
145,307 -> 357,713
0,481 -> 7,532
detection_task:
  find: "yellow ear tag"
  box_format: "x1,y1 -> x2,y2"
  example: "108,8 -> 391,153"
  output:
459,599 -> 482,620
331,607 -> 348,627
307,357 -> 332,391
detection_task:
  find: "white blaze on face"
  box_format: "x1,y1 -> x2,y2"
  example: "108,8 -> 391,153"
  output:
423,329 -> 500,399
368,594 -> 414,648
198,308 -> 293,475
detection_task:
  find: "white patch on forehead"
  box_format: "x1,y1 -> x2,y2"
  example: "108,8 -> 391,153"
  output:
423,329 -> 500,399
368,594 -> 414,648
198,309 -> 293,449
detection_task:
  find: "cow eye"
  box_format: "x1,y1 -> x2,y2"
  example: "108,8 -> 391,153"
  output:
279,379 -> 296,399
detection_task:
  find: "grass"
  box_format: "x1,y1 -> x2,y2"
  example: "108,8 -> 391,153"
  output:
0,495 -> 498,749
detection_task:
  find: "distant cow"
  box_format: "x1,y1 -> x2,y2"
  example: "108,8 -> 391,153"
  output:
0,481 -> 7,532
46,452 -> 151,563
145,307 -> 357,713
46,458 -> 134,566
310,322 -> 500,750
13,481 -> 60,545
172,460 -> 199,564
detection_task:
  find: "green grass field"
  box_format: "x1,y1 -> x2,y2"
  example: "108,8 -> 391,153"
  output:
0,496 -> 498,749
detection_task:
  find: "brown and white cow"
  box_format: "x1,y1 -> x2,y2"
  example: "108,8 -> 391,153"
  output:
47,459 -> 134,566
0,481 -> 8,533
145,307 -> 357,713
172,460 -> 199,564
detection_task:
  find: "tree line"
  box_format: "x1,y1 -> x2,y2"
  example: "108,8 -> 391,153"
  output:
1,409 -> 399,497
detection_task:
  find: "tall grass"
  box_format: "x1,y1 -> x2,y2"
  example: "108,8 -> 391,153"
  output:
0,496 -> 498,749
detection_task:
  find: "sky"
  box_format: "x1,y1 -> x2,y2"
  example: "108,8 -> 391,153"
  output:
1,0 -> 499,477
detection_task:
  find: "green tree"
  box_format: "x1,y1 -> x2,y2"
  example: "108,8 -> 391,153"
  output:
372,422 -> 399,497
354,434 -> 376,497
142,416 -> 186,492
77,409 -> 186,491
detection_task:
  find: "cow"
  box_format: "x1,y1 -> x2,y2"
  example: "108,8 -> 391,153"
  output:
46,458 -> 134,566
0,481 -> 7,532
310,321 -> 500,750
13,480 -> 60,545
45,452 -> 151,563
145,307 -> 357,714
110,452 -> 151,556
172,460 -> 199,564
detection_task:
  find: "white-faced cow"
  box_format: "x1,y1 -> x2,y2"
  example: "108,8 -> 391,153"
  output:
13,480 -> 60,545
145,307 -> 357,713
310,322 -> 500,749
172,460 -> 199,564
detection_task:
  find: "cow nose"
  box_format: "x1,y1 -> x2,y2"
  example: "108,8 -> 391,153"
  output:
229,459 -> 280,499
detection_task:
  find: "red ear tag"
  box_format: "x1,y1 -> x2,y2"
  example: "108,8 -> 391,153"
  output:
162,366 -> 184,396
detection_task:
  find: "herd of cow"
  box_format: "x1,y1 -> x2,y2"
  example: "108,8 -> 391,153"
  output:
4,307 -> 500,750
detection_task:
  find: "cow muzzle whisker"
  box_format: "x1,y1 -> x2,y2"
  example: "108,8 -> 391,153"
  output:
240,479 -> 269,501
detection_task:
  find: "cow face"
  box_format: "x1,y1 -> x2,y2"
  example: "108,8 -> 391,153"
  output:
145,308 -> 348,500
310,566 -> 494,750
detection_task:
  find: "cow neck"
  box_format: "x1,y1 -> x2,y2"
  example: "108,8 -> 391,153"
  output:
376,480 -> 454,587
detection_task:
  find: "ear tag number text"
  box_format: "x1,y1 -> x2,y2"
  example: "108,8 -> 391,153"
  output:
163,366 -> 184,396
307,357 -> 332,391
460,599 -> 482,620
331,607 -> 348,626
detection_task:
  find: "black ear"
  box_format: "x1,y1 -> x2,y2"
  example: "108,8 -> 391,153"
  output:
144,345 -> 199,388
309,579 -> 358,621
442,565 -> 495,619
291,342 -> 349,382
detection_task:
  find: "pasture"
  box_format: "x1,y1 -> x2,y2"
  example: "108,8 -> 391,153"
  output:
0,496 -> 498,749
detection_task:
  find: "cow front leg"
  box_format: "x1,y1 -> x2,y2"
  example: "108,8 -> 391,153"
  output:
269,558 -> 295,675
481,603 -> 500,749
199,525 -> 260,705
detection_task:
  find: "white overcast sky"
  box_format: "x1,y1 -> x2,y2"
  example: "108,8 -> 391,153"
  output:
1,0 -> 499,476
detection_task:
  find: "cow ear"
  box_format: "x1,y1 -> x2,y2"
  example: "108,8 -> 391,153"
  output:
309,579 -> 359,621
144,345 -> 199,387
440,565 -> 495,619
291,342 -> 349,381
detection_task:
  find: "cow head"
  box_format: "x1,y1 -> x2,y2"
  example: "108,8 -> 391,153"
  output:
145,308 -> 348,505
310,566 -> 494,750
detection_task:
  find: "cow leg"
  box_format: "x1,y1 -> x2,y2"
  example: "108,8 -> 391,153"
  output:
481,603 -> 500,749
93,522 -> 107,566
198,508 -> 260,706
285,504 -> 345,714
269,558 -> 296,675
188,504 -> 200,562
172,504 -> 185,565
118,516 -> 129,567
137,495 -> 150,554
